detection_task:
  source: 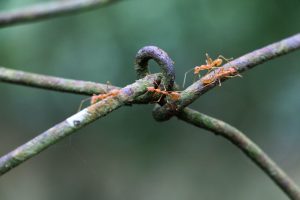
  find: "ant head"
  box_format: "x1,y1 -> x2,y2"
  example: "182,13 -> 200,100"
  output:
91,95 -> 98,104
194,66 -> 202,74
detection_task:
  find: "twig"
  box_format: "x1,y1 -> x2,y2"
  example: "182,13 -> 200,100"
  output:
152,33 -> 300,121
0,0 -> 120,28
178,107 -> 300,200
0,67 -> 118,95
0,66 -> 158,104
0,73 -> 161,176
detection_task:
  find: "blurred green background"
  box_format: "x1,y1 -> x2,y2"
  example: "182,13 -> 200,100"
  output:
0,0 -> 300,199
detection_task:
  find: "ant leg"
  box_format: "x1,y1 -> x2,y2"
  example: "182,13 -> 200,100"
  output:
78,97 -> 92,112
146,88 -> 161,103
183,68 -> 194,88
153,80 -> 161,88
155,85 -> 168,103
156,94 -> 165,103
206,66 -> 219,74
202,80 -> 215,87
226,74 -> 243,78
218,78 -> 222,86
218,55 -> 233,62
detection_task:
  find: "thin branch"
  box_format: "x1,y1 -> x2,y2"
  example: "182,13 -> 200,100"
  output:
0,73 -> 161,176
152,33 -> 300,121
0,67 -> 118,95
0,0 -> 120,28
178,108 -> 300,200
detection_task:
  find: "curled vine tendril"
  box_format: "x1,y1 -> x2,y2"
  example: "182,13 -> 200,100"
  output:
135,46 -> 175,91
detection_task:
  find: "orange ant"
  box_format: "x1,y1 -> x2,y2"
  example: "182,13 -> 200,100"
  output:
147,86 -> 181,103
78,89 -> 120,111
201,66 -> 242,86
183,53 -> 233,88
90,89 -> 120,104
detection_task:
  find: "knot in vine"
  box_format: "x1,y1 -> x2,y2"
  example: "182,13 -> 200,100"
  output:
135,46 -> 180,121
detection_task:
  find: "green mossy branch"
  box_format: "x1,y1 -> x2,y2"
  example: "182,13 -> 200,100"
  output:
178,108 -> 300,200
0,67 -> 118,95
0,0 -> 120,28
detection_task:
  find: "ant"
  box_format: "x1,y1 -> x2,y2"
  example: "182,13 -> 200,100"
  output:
90,89 -> 120,104
147,87 -> 181,101
146,81 -> 181,104
183,53 -> 233,88
78,89 -> 120,111
201,66 -> 242,86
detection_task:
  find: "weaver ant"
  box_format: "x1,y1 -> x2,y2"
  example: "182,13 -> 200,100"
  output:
90,89 -> 120,104
146,79 -> 181,104
183,53 -> 233,88
147,86 -> 181,102
201,66 -> 242,86
78,88 -> 120,111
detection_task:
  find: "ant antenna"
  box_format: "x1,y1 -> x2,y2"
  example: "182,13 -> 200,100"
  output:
205,53 -> 213,65
182,67 -> 194,88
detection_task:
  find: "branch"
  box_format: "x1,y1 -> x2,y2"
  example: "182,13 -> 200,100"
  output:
0,73 -> 161,176
178,108 -> 300,200
0,67 -> 118,95
152,33 -> 300,121
0,0 -> 120,28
